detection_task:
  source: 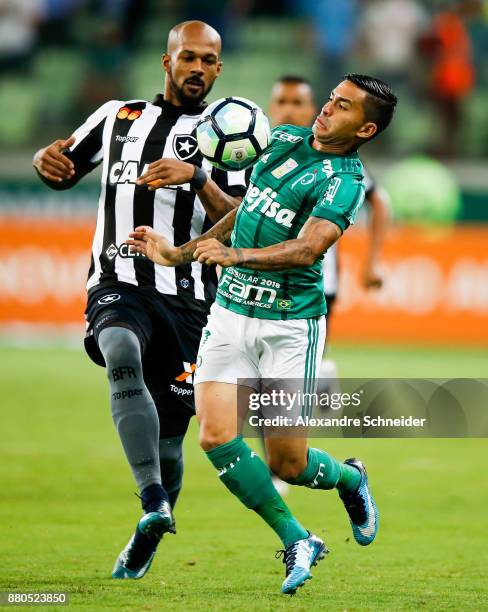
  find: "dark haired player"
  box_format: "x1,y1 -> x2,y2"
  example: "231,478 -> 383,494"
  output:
270,75 -> 390,386
33,21 -> 248,579
127,74 -> 398,594
267,75 -> 390,496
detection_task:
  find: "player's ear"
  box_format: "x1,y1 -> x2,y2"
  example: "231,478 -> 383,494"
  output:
161,53 -> 171,74
356,121 -> 377,141
216,59 -> 223,76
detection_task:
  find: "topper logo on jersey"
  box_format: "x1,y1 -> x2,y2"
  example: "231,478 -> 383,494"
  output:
173,134 -> 198,161
271,130 -> 303,144
115,135 -> 139,143
244,184 -> 296,228
109,160 -> 149,185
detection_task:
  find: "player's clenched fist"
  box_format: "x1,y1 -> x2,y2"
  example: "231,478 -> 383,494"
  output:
33,136 -> 76,182
193,238 -> 240,267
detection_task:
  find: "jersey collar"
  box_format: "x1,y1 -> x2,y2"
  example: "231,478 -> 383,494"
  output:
305,133 -> 359,159
152,94 -> 206,116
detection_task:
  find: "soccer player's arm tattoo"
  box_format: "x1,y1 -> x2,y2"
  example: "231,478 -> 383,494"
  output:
126,207 -> 238,267
193,217 -> 342,270
177,207 -> 238,264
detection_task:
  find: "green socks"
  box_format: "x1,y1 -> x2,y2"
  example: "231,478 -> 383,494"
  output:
255,495 -> 308,548
206,437 -> 308,547
206,439 -> 360,547
291,448 -> 361,494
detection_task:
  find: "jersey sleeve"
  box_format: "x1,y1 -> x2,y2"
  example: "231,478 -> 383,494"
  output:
36,100 -> 117,191
211,166 -> 250,199
64,100 -> 117,179
311,174 -> 366,231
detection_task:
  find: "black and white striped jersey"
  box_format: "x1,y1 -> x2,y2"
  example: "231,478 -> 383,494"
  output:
62,95 -> 248,311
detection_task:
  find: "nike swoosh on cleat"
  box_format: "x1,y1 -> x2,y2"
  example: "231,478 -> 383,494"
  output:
356,488 -> 376,537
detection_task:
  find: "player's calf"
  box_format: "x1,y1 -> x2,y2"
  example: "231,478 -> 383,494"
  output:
98,326 -> 163,492
158,435 -> 184,509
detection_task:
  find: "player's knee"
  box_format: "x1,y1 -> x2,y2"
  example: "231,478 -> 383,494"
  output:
98,326 -> 142,373
199,426 -> 234,452
268,453 -> 307,482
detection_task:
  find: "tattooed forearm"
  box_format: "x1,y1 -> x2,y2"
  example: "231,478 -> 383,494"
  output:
175,207 -> 238,265
231,217 -> 342,271
234,240 -> 317,271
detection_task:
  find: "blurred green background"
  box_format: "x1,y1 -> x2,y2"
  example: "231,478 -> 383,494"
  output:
1,0 -> 488,221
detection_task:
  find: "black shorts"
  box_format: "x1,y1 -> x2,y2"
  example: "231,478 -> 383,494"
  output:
84,282 -> 208,438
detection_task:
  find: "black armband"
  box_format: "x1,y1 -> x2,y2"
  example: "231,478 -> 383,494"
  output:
190,165 -> 208,190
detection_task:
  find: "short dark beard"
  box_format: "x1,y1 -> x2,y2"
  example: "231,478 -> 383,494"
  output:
168,70 -> 214,107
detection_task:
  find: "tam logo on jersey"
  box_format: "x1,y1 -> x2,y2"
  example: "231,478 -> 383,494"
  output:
220,275 -> 277,307
218,267 -> 282,310
244,183 -> 296,228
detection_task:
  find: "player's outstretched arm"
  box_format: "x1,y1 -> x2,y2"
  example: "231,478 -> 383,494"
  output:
33,137 -> 76,188
126,207 -> 238,266
363,186 -> 391,289
194,216 -> 342,270
136,159 -> 241,223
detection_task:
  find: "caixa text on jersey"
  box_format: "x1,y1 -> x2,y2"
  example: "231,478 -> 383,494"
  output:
108,160 -> 190,190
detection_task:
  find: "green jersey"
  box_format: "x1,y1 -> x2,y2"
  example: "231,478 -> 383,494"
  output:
216,124 -> 365,320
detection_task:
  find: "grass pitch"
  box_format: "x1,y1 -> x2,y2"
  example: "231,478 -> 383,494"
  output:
0,344 -> 487,611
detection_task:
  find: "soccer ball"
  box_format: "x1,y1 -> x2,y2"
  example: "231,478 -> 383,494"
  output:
196,97 -> 271,171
